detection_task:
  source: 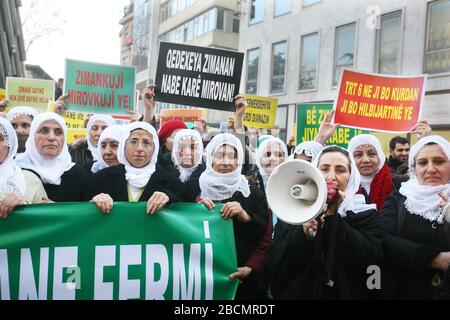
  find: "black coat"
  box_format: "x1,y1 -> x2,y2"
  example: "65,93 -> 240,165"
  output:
92,164 -> 184,202
68,139 -> 93,167
379,191 -> 450,299
159,156 -> 206,202
27,164 -> 94,202
219,183 -> 269,300
267,209 -> 382,300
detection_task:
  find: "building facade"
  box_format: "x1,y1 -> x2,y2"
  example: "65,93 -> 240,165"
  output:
0,0 -> 26,89
119,2 -> 134,67
238,0 -> 450,143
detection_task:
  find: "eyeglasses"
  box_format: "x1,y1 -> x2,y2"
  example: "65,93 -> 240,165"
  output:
125,138 -> 153,149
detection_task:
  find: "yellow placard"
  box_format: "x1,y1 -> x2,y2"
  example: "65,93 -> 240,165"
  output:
243,95 -> 278,129
48,100 -> 88,143
0,88 -> 5,101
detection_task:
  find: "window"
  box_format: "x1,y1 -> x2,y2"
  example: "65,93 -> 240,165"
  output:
217,8 -> 225,30
376,11 -> 402,74
275,105 -> 288,142
303,0 -> 321,7
246,48 -> 260,94
250,0 -> 264,24
299,32 -> 319,90
425,0 -> 450,74
232,14 -> 240,33
333,23 -> 356,86
271,41 -> 287,93
275,0 -> 291,16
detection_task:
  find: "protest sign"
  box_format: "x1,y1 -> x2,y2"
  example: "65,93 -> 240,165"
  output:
0,202 -> 238,300
47,100 -> 89,144
64,59 -> 136,115
333,69 -> 426,132
154,42 -> 244,112
297,103 -> 368,148
243,95 -> 278,129
159,109 -> 205,128
0,88 -> 5,101
6,77 -> 55,112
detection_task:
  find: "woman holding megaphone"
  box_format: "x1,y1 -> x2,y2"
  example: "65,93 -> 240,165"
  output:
267,145 -> 383,300
199,133 -> 269,300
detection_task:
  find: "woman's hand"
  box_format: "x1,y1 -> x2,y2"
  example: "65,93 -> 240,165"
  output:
90,193 -> 114,214
410,120 -> 432,139
315,110 -> 340,146
221,202 -> 251,222
54,94 -> 69,116
0,193 -> 27,219
147,192 -> 169,215
430,252 -> 450,271
200,199 -> 215,210
229,266 -> 252,281
302,219 -> 319,240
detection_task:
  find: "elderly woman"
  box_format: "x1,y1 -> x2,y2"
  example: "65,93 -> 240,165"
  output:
6,106 -> 38,154
348,134 -> 394,211
199,133 -> 269,299
267,146 -> 382,299
379,135 -> 450,300
170,129 -> 206,201
255,136 -> 288,193
90,125 -> 123,174
69,115 -> 114,171
15,112 -> 92,202
290,141 -> 324,162
0,118 -> 48,218
91,122 -> 183,214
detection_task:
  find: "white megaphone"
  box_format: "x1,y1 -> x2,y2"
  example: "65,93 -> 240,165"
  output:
266,159 -> 328,225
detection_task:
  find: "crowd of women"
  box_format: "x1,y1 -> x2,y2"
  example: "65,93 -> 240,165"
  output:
0,85 -> 449,300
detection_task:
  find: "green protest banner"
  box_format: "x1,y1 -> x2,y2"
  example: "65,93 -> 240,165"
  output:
297,103 -> 368,148
64,59 -> 136,115
5,77 -> 55,112
0,202 -> 238,300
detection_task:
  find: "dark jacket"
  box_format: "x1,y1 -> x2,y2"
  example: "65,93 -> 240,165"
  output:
69,138 -> 93,168
25,164 -> 94,202
159,156 -> 206,202
92,164 -> 184,202
379,192 -> 450,299
219,183 -> 269,300
387,156 -> 406,176
267,209 -> 382,300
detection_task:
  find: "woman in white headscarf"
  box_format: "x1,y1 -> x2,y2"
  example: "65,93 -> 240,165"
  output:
290,141 -> 324,162
348,134 -> 394,211
69,114 -> 114,170
379,135 -> 450,300
6,106 -> 38,154
199,133 -> 269,300
90,125 -> 124,174
170,129 -> 206,201
15,112 -> 93,202
255,136 -> 288,192
267,145 -> 382,300
91,121 -> 183,215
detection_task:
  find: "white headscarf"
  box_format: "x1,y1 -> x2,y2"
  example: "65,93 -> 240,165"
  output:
171,129 -> 204,183
199,133 -> 250,201
15,112 -> 75,185
86,115 -> 115,161
6,106 -> 38,122
0,117 -> 26,198
348,134 -> 386,195
400,135 -> 450,224
256,136 -> 288,189
117,122 -> 159,189
290,141 -> 324,162
313,145 -> 377,217
91,125 -> 124,174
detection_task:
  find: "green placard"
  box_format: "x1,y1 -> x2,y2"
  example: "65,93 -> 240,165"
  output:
0,202 -> 238,300
5,77 -> 55,112
64,59 -> 136,115
296,103 -> 368,148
